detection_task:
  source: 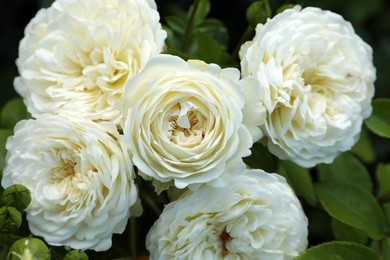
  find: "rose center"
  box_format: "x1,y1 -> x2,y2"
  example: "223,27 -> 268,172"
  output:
168,101 -> 206,147
302,68 -> 328,92
82,48 -> 129,91
220,228 -> 232,257
54,162 -> 76,180
49,158 -> 93,205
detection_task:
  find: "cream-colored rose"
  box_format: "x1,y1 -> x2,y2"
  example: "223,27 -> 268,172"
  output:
15,0 -> 166,124
120,54 -> 264,191
240,6 -> 376,167
146,169 -> 308,259
1,116 -> 142,251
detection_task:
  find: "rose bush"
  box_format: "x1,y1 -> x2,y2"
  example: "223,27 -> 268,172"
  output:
1,0 -> 386,258
15,0 -> 166,124
1,116 -> 142,251
120,54 -> 265,191
146,169 -> 308,259
240,6 -> 376,167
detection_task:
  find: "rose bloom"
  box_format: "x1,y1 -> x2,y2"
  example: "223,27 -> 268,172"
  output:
15,0 -> 166,124
240,6 -> 376,167
1,116 -> 142,251
120,54 -> 265,191
146,169 -> 308,259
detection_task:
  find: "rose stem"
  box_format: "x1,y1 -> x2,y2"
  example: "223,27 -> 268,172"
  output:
141,191 -> 162,216
181,0 -> 202,52
130,216 -> 137,257
232,25 -> 254,61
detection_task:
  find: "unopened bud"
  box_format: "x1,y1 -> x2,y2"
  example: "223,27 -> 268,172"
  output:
7,238 -> 50,260
1,184 -> 31,211
0,206 -> 21,233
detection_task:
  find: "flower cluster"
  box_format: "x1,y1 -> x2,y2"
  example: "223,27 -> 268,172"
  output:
2,0 -> 376,258
5,0 -> 165,251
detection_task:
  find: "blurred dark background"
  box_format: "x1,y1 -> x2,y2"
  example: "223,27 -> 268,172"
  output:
1,0 -> 389,108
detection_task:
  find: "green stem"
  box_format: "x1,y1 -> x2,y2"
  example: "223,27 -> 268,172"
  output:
112,244 -> 129,256
129,217 -> 137,258
141,191 -> 162,216
181,0 -> 202,52
232,25 -> 255,61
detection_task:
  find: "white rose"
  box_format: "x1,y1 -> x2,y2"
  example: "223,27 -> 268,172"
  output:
240,6 -> 376,167
120,54 -> 264,191
1,116 -> 142,251
146,169 -> 308,259
15,0 -> 167,124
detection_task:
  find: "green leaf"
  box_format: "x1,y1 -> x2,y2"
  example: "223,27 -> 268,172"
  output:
246,0 -> 271,27
365,99 -> 390,138
315,181 -> 386,239
296,241 -> 379,260
64,249 -> 88,260
7,238 -> 50,260
317,153 -> 372,193
376,163 -> 390,197
0,206 -> 21,233
244,142 -> 276,173
350,126 -> 376,163
1,98 -> 30,129
198,19 -> 229,49
278,161 -> 316,205
165,5 -> 188,21
331,218 -> 369,244
370,239 -> 380,254
165,16 -> 187,34
189,0 -> 211,27
0,129 -> 12,173
197,33 -> 221,63
1,184 -> 31,211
